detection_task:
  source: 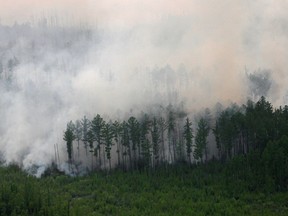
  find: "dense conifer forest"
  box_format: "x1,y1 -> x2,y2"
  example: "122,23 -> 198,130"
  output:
63,96 -> 288,194
1,97 -> 288,215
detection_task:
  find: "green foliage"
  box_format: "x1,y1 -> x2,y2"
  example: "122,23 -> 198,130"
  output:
58,96 -> 288,215
151,117 -> 160,165
63,122 -> 76,162
81,116 -> 90,156
102,123 -> 114,170
263,136 -> 288,191
183,118 -> 193,163
194,118 -> 209,162
140,114 -> 151,168
0,163 -> 287,215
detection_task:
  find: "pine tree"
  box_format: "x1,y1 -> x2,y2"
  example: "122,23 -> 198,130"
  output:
121,121 -> 130,170
213,121 -> 221,159
86,128 -> 95,169
112,120 -> 122,167
157,117 -> 167,163
151,117 -> 160,167
74,120 -> 82,159
140,114 -> 151,168
167,107 -> 176,163
91,114 -> 105,168
194,118 -> 209,163
103,122 -> 114,170
81,116 -> 90,156
63,122 -> 76,168
183,118 -> 193,164
128,116 -> 140,169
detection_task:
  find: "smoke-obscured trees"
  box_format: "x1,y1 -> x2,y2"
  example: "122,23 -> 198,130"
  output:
140,114 -> 152,169
247,69 -> 272,101
62,97 -> 288,175
151,117 -> 160,167
183,118 -> 193,164
81,116 -> 90,156
74,120 -> 82,159
128,116 -> 140,169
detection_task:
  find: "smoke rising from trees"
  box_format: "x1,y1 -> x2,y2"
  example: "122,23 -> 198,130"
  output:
0,1 -> 288,174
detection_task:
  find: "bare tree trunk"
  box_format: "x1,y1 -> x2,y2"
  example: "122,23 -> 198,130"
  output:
91,151 -> 94,170
103,146 -> 106,169
109,159 -> 111,171
98,146 -> 101,168
161,131 -> 165,163
117,140 -> 120,166
56,143 -> 61,165
168,135 -> 172,163
77,140 -> 80,159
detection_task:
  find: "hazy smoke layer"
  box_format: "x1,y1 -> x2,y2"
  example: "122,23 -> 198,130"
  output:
0,1 -> 288,174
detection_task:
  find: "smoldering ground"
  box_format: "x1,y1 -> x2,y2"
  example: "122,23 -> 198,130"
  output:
0,0 -> 288,175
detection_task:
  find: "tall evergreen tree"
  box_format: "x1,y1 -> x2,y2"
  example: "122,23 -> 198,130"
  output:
217,110 -> 235,160
140,114 -> 151,168
157,117 -> 167,163
140,113 -> 151,168
112,120 -> 122,167
167,106 -> 176,163
121,121 -> 130,170
151,117 -> 160,167
103,122 -> 114,170
183,118 -> 193,164
81,116 -> 90,156
74,120 -> 82,159
91,114 -> 105,168
86,128 -> 95,169
128,116 -> 140,169
194,118 -> 209,163
63,122 -> 76,168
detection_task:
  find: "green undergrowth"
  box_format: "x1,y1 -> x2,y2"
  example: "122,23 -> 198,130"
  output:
0,162 -> 287,216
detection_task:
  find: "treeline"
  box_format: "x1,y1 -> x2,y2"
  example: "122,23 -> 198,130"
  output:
214,96 -> 286,158
63,104 -> 203,172
64,96 -> 288,189
213,96 -> 288,191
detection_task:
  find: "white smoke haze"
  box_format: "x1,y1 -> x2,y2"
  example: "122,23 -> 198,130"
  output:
0,0 -> 288,174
